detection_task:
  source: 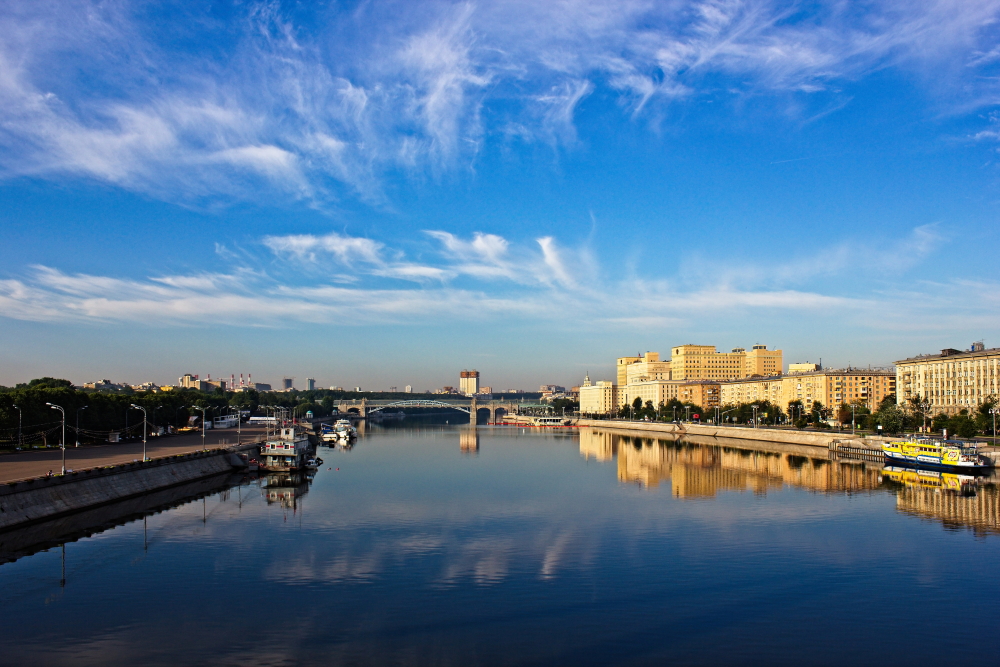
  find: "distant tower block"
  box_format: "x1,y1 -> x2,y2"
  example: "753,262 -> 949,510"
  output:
306,378 -> 316,391
459,370 -> 480,396
282,377 -> 294,391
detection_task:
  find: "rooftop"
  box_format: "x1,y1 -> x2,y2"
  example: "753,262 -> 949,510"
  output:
896,346 -> 1000,364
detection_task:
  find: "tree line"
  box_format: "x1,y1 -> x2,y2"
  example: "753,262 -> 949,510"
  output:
0,378 -> 427,448
591,393 -> 999,439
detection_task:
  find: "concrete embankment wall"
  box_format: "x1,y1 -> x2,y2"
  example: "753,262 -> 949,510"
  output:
0,471 -> 244,564
575,419 -> 867,451
0,450 -> 246,532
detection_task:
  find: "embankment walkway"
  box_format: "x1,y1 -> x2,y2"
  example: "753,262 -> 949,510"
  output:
575,419 -> 861,449
0,426 -> 268,484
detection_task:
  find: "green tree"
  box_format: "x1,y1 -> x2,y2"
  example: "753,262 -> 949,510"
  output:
873,404 -> 904,435
948,410 -> 978,439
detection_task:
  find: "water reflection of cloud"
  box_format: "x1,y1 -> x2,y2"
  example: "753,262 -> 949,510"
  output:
438,536 -> 514,586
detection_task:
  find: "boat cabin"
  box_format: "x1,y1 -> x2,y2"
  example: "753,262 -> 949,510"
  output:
261,427 -> 310,471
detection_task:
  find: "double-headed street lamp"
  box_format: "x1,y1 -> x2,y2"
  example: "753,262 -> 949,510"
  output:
46,402 -> 66,475
75,405 -> 88,447
991,406 -> 999,446
130,404 -> 148,462
190,406 -> 208,450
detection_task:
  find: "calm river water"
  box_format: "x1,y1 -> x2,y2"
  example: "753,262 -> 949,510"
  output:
2,425 -> 1000,666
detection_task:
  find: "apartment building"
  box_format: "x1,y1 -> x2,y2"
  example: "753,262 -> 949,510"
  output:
616,355 -> 643,386
719,376 -> 784,407
623,352 -> 673,384
678,380 -> 721,409
459,370 -> 480,396
619,379 -> 681,410
579,374 -> 619,414
670,344 -> 782,381
784,369 -> 894,410
896,343 -> 1000,416
720,369 -> 895,412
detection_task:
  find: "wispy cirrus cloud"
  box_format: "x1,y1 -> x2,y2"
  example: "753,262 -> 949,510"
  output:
0,226 -> 994,335
2,0 -> 1000,206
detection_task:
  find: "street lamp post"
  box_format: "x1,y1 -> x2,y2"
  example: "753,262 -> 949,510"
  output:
130,404 -> 148,462
152,405 -> 162,434
46,402 -> 66,475
12,404 -> 21,449
920,402 -> 930,434
75,406 -> 88,447
191,406 -> 207,450
991,407 -> 999,446
751,405 -> 759,429
236,405 -> 246,445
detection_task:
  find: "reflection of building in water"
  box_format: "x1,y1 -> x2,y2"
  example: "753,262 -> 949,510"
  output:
894,482 -> 1000,535
460,428 -> 479,453
581,429 -> 882,497
579,429 -> 617,462
263,472 -> 311,509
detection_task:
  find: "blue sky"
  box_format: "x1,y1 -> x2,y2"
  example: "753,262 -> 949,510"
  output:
2,0 -> 1000,390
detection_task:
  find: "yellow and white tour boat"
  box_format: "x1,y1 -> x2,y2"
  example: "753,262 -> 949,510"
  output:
881,439 -> 991,471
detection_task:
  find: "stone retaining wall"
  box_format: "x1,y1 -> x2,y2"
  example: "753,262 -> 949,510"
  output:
575,419 -> 867,450
0,450 -> 244,532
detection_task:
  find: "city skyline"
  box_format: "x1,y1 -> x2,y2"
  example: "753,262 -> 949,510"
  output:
2,1 -> 1000,386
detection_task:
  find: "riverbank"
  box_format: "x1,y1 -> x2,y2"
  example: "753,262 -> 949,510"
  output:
0,447 -> 255,532
575,419 -> 859,447
575,419 -> 1000,465
0,425 -> 267,483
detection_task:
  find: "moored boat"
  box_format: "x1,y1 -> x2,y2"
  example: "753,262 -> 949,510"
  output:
260,426 -> 311,471
334,419 -> 357,440
881,439 -> 992,471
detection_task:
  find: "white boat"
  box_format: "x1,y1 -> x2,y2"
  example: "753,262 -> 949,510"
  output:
334,419 -> 357,440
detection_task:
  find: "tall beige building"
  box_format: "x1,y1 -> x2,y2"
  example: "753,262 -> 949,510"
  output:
896,344 -> 1000,416
459,370 -> 480,396
616,355 -> 643,387
579,374 -> 619,414
744,345 -> 783,376
623,352 -> 672,384
670,344 -> 782,381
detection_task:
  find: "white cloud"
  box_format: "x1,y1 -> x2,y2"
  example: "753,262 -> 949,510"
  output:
2,1 -> 1000,204
0,226 -> 992,335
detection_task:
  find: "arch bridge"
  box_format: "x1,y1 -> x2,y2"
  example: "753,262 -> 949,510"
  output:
335,398 -> 517,425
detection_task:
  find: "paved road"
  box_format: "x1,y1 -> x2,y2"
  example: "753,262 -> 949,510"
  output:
0,426 -> 271,484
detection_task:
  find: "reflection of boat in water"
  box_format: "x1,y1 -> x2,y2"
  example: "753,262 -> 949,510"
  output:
882,439 -> 991,471
260,427 -> 311,471
262,472 -> 310,509
881,466 -> 981,493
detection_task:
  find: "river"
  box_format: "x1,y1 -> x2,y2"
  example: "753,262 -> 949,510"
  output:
1,425 -> 998,666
